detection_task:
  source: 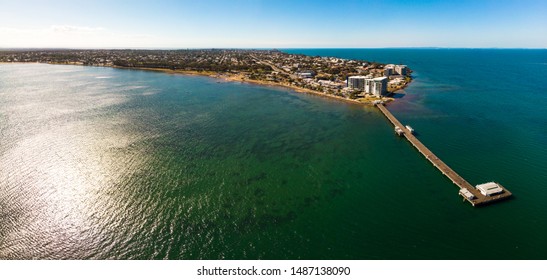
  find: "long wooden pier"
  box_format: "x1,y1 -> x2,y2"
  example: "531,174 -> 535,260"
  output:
376,103 -> 512,206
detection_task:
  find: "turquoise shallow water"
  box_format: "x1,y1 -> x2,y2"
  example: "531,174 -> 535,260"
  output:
1,49 -> 547,259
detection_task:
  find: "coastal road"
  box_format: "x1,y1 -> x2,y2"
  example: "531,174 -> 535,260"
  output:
250,55 -> 299,80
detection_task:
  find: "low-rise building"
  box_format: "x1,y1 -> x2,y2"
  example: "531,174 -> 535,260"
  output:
476,182 -> 504,196
298,70 -> 315,78
318,80 -> 342,89
459,188 -> 476,200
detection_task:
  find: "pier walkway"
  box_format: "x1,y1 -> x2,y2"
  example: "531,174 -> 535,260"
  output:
376,104 -> 512,206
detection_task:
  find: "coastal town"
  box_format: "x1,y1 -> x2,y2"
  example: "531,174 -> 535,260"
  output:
0,49 -> 411,104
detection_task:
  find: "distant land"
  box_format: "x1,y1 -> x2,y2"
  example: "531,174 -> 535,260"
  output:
0,49 -> 412,105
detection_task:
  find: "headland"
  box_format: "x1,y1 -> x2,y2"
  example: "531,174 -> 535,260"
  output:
0,49 -> 411,105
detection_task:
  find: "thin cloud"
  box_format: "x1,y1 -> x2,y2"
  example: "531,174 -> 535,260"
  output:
0,27 -> 34,34
0,25 -> 160,48
50,25 -> 106,33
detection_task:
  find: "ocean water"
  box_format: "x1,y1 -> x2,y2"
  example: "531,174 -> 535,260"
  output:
1,49 -> 546,259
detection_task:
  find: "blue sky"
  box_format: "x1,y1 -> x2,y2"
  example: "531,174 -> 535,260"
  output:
0,0 -> 546,48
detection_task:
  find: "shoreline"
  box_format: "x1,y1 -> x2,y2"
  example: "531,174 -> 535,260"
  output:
111,65 -> 400,106
2,61 -> 409,106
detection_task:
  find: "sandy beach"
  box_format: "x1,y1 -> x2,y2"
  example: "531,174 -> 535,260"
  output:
111,65 -> 395,106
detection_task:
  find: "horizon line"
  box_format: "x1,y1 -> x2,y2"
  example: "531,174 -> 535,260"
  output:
1,47 -> 546,51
